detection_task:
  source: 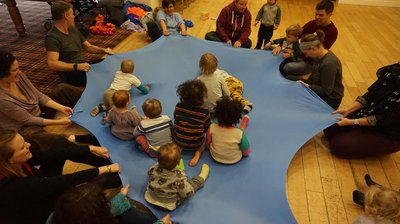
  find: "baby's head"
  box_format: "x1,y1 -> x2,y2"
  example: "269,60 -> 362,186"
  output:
112,90 -> 130,109
158,142 -> 181,170
121,59 -> 134,74
199,53 -> 218,75
177,80 -> 207,106
142,98 -> 162,119
285,24 -> 302,44
364,185 -> 400,223
214,96 -> 243,127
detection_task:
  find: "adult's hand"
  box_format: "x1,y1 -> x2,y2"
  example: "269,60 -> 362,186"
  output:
99,163 -> 120,174
163,30 -> 170,36
297,80 -> 309,88
58,117 -> 72,125
78,63 -> 91,72
226,40 -> 232,46
60,106 -> 73,116
103,48 -> 114,55
89,145 -> 110,159
336,117 -> 353,126
181,29 -> 188,36
233,41 -> 242,48
332,108 -> 350,117
272,46 -> 281,56
120,184 -> 130,195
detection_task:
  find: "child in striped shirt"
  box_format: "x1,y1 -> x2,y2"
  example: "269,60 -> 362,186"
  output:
173,80 -> 211,166
133,98 -> 173,157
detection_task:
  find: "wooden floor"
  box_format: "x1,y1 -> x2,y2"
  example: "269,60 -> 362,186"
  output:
54,0 -> 400,223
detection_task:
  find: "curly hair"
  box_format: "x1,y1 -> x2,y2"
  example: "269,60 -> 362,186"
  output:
52,183 -> 118,224
158,142 -> 181,170
142,98 -> 162,119
176,79 -> 207,106
214,96 -> 243,127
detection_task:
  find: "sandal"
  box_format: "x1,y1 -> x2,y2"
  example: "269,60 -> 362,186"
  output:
91,104 -> 105,117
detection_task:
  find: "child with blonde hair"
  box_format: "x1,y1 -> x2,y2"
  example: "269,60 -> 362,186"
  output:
354,185 -> 400,224
133,98 -> 173,157
102,90 -> 141,140
207,96 -> 251,164
264,24 -> 303,60
198,53 -> 253,114
91,59 -> 150,117
144,142 -> 209,211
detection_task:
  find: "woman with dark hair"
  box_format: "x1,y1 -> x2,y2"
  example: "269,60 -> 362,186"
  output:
297,30 -> 344,109
324,63 -> 400,158
0,49 -> 98,151
50,183 -> 172,224
0,129 -> 121,224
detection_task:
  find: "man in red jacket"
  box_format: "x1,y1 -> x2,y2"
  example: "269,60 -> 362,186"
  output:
205,0 -> 252,48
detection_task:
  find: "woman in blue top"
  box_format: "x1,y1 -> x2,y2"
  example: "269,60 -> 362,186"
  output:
157,0 -> 187,36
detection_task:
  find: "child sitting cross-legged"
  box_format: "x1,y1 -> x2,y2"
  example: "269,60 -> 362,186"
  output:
173,80 -> 211,166
102,90 -> 141,140
133,98 -> 173,158
144,142 -> 209,211
207,96 -> 251,164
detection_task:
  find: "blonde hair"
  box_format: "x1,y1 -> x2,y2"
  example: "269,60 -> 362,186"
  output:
199,53 -> 218,75
0,129 -> 25,177
364,185 -> 400,223
158,143 -> 181,170
286,24 -> 303,38
120,59 -> 134,74
142,98 -> 162,119
112,90 -> 130,109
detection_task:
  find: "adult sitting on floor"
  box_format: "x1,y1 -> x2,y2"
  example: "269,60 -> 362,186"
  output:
0,49 -> 99,152
205,0 -> 252,48
297,31 -> 344,110
45,1 -> 113,96
324,63 -> 400,159
0,129 -> 122,224
282,0 -> 338,78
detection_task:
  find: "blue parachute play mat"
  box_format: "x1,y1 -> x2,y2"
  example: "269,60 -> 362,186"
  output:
72,35 -> 337,223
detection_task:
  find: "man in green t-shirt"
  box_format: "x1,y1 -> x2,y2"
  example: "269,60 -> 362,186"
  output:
45,1 -> 113,87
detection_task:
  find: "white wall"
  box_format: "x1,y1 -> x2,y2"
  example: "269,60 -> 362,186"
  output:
339,0 -> 400,7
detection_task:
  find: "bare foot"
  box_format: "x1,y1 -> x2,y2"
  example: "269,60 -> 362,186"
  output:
189,150 -> 202,166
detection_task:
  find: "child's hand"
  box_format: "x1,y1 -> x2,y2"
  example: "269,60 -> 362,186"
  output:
273,24 -> 279,30
131,105 -> 137,111
254,21 -> 259,26
264,42 -> 272,50
145,84 -> 151,91
272,47 -> 281,56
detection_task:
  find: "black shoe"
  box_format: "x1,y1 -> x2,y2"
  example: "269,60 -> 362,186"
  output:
365,174 -> 378,187
353,190 -> 365,206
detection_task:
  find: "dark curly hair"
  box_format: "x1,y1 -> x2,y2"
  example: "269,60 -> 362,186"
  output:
176,79 -> 207,106
214,96 -> 243,127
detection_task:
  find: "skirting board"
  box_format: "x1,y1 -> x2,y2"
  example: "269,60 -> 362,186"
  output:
339,0 -> 400,7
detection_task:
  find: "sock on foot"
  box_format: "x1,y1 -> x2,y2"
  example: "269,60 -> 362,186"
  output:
199,164 -> 210,180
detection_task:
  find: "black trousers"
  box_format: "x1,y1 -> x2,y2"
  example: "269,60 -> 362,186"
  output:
57,58 -> 104,87
256,24 -> 273,49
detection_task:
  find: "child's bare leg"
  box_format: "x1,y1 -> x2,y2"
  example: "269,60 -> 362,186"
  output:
189,147 -> 204,166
